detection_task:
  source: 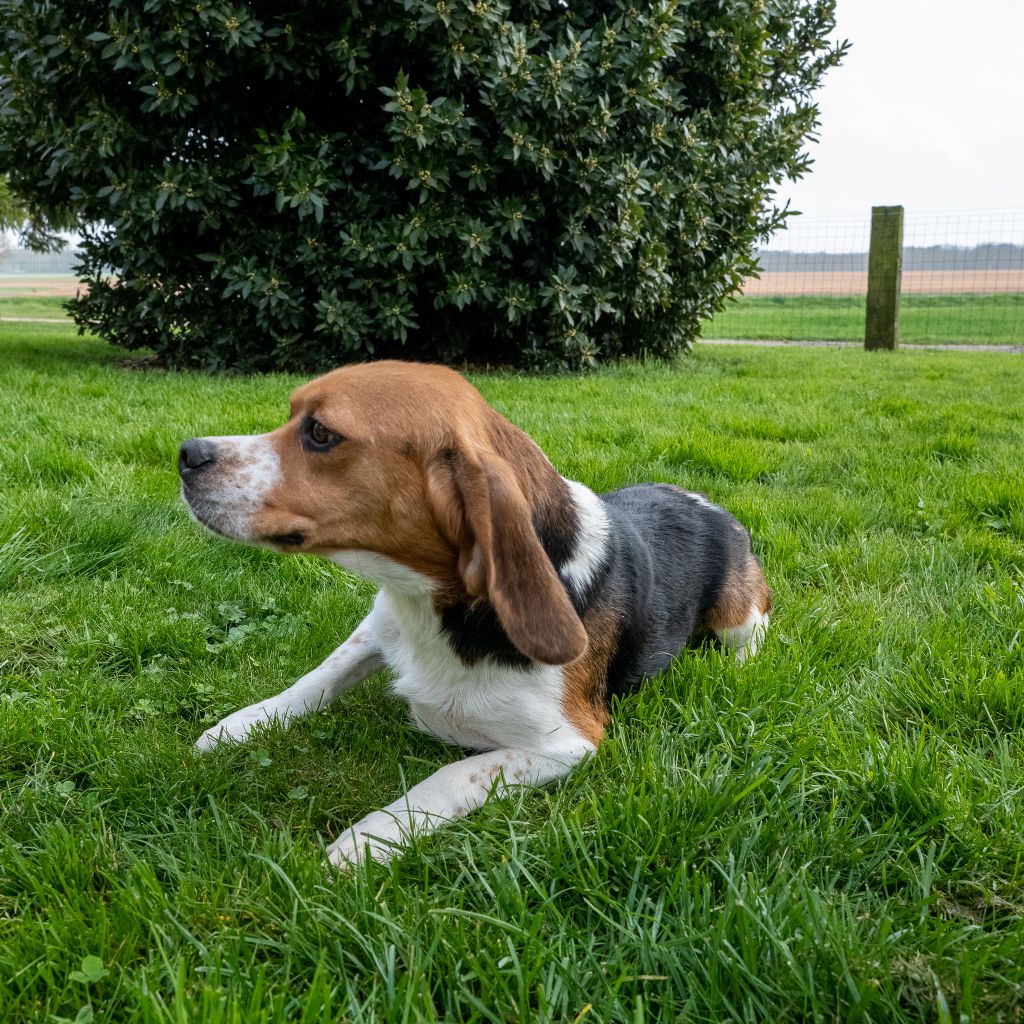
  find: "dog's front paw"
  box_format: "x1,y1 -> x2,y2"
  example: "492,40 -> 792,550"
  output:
325,815 -> 404,869
195,712 -> 262,752
323,835 -> 362,871
325,831 -> 388,869
195,725 -> 231,752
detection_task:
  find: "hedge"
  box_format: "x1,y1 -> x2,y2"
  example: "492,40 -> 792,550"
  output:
0,1 -> 843,370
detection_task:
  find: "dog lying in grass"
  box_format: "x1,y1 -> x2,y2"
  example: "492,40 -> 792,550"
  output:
179,360 -> 770,866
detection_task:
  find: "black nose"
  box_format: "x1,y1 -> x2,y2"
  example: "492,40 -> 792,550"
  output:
178,438 -> 216,478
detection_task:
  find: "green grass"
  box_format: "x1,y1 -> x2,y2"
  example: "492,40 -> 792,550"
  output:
2,323 -> 1024,1022
702,292 -> 1024,345
0,295 -> 75,320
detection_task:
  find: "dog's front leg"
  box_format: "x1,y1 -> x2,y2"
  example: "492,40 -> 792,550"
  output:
196,605 -> 387,751
325,740 -> 594,867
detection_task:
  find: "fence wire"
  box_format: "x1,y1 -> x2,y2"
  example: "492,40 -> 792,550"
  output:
704,209 -> 1024,345
3,212 -> 1024,344
0,241 -> 82,318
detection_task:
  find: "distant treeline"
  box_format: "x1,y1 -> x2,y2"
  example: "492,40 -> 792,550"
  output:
758,244 -> 1024,273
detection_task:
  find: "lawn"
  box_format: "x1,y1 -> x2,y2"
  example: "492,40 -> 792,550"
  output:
702,293 -> 1024,345
2,323 -> 1023,1022
0,295 -> 75,321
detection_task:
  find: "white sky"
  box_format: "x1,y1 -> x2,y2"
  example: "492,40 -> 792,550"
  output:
775,0 -> 1024,240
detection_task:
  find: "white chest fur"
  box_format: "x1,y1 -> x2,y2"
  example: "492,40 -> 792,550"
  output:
372,590 -> 582,754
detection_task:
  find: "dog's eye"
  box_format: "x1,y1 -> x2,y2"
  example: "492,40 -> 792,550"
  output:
304,418 -> 342,450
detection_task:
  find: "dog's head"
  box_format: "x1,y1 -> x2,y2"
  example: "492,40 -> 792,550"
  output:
178,360 -> 586,665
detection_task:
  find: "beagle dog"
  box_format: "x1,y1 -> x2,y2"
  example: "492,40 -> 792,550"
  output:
179,361 -> 770,866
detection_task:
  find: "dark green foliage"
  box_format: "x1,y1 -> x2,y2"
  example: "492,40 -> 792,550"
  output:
0,1 -> 843,370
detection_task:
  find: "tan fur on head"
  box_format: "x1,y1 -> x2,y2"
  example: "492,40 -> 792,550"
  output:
185,360 -> 585,665
239,362 -> 494,578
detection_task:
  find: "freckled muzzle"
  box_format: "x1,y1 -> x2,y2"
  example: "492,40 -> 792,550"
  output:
178,433 -> 284,543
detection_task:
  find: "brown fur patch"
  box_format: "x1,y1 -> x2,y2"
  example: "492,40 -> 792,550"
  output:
429,446 -> 587,665
702,556 -> 771,633
562,605 -> 620,747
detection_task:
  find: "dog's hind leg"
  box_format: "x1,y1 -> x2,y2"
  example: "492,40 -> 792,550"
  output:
703,556 -> 772,665
195,602 -> 387,751
714,605 -> 770,664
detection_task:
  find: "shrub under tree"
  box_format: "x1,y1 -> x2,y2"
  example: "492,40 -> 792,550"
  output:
0,1 -> 843,371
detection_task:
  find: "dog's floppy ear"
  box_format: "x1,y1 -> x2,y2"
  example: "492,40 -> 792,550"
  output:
427,447 -> 587,666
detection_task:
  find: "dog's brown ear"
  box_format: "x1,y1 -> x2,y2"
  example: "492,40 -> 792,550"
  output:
427,447 -> 587,666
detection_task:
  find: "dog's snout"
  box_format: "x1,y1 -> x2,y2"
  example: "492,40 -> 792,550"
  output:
178,438 -> 216,478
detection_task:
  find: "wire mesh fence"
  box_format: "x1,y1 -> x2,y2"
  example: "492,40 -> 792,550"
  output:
0,240 -> 83,319
3,211 -> 1024,343
703,209 -> 1024,345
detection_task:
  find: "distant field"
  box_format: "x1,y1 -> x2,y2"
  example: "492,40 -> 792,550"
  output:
9,271 -> 1024,299
745,269 -> 1024,296
703,292 -> 1024,345
0,274 -> 83,298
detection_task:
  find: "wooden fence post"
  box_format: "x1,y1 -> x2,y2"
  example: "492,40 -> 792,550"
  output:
864,205 -> 904,350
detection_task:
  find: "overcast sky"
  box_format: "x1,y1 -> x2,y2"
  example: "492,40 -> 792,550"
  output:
776,0 -> 1024,234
